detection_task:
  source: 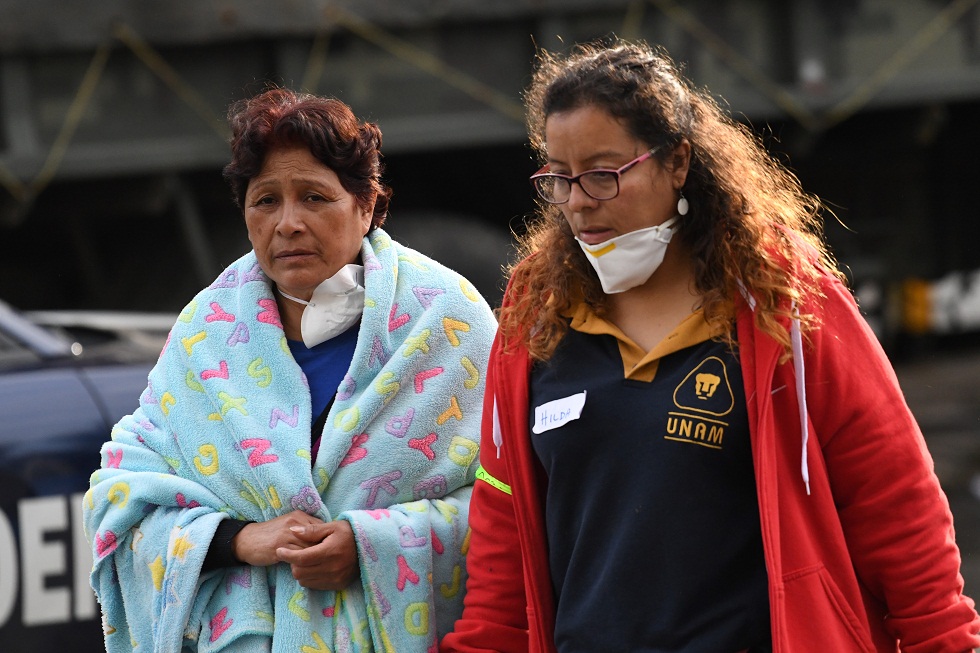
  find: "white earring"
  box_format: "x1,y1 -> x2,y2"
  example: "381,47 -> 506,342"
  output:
677,191 -> 689,216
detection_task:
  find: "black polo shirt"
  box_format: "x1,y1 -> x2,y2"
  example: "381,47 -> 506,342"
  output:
529,307 -> 770,652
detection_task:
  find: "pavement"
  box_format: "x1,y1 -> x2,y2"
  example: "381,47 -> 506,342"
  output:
892,342 -> 980,602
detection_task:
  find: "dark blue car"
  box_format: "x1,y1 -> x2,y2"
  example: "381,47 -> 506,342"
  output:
0,300 -> 168,652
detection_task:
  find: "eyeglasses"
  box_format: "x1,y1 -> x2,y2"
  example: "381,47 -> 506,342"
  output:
529,146 -> 661,204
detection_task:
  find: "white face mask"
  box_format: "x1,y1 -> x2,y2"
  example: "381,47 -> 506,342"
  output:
576,216 -> 678,294
277,263 -> 365,348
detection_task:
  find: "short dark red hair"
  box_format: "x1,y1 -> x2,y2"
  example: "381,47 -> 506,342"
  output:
222,87 -> 391,229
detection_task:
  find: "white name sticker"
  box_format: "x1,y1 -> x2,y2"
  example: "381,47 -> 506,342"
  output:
532,391 -> 587,434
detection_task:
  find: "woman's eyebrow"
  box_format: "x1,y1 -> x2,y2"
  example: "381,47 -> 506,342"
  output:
549,149 -> 630,168
246,176 -> 278,192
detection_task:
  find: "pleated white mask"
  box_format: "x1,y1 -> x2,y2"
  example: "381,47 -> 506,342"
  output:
277,263 -> 365,348
576,216 -> 678,294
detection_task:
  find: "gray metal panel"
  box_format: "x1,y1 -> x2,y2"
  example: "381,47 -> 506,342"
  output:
0,0 -> 634,52
0,0 -> 979,185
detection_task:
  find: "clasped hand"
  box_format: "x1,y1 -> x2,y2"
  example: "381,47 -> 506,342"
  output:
231,510 -> 359,590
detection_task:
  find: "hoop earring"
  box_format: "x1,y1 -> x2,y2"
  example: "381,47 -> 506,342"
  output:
677,191 -> 689,216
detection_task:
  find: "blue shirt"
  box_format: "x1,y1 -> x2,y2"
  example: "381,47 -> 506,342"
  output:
287,322 -> 359,458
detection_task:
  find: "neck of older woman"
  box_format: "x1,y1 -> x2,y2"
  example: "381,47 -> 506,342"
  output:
604,241 -> 701,352
275,290 -> 306,342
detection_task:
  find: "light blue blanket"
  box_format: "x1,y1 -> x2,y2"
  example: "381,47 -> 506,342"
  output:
83,229 -> 496,652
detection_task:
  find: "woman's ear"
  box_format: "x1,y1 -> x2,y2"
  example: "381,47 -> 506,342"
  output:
359,203 -> 374,236
358,192 -> 377,235
671,138 -> 691,189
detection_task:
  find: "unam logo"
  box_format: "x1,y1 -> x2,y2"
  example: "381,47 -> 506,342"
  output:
695,372 -> 721,399
672,356 -> 734,417
665,356 -> 735,450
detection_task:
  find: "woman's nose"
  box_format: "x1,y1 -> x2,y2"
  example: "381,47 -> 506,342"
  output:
276,199 -> 305,233
565,180 -> 598,212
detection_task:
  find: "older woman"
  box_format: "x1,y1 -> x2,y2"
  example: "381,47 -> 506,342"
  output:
84,88 -> 496,652
441,41 -> 979,652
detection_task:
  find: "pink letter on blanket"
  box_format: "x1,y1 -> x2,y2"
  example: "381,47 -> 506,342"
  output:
408,433 -> 438,460
388,303 -> 411,332
210,607 -> 233,642
95,531 -> 118,558
206,302 -> 235,322
106,449 -> 123,469
340,434 -> 369,467
256,299 -> 282,328
430,528 -> 444,555
240,438 -> 278,466
201,361 -> 229,380
396,555 -> 420,590
176,493 -> 201,508
413,367 -> 444,393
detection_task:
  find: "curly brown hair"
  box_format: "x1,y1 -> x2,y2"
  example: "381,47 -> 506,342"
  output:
222,87 -> 392,229
501,40 -> 842,362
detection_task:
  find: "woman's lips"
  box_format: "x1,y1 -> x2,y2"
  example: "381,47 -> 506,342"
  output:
276,250 -> 315,261
577,228 -> 614,246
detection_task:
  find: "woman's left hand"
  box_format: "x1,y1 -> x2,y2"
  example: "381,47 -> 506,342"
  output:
275,519 -> 360,590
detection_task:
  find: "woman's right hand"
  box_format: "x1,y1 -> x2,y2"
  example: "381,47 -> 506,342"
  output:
232,510 -> 326,567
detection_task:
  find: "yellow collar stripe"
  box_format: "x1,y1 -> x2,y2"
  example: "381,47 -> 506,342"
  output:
565,301 -> 716,381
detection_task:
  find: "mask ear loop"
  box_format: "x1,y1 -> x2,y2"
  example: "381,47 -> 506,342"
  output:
277,287 -> 311,306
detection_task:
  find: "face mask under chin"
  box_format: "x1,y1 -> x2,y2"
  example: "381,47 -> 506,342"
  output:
277,263 -> 365,347
575,216 -> 678,294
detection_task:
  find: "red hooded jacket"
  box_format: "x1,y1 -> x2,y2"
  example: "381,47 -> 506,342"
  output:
442,273 -> 980,653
